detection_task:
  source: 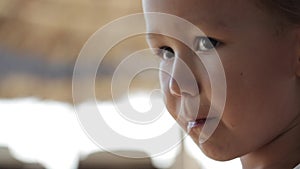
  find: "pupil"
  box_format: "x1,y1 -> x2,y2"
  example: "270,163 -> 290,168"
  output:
164,51 -> 173,58
208,38 -> 218,47
163,47 -> 174,54
200,37 -> 218,50
161,46 -> 174,58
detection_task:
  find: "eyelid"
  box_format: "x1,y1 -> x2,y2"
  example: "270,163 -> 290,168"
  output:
159,46 -> 174,53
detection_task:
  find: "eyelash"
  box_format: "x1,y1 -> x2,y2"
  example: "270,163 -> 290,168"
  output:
156,37 -> 222,60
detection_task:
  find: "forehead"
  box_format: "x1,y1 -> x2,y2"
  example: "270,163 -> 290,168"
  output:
142,0 -> 268,31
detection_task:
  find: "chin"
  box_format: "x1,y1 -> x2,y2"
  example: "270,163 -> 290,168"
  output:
197,140 -> 240,161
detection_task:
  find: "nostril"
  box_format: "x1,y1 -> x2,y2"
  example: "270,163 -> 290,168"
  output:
169,78 -> 182,97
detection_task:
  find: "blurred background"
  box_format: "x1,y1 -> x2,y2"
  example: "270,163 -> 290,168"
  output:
0,0 -> 152,102
0,0 -> 242,169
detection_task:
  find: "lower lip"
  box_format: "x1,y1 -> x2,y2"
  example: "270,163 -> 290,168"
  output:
187,119 -> 207,129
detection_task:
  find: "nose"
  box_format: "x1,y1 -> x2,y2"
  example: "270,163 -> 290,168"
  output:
169,78 -> 181,97
169,55 -> 199,97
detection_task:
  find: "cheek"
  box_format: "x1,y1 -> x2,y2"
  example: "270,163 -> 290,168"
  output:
219,41 -> 297,146
223,37 -> 293,113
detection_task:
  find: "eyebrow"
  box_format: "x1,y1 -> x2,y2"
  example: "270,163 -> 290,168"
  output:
145,33 -> 159,40
146,21 -> 232,41
188,12 -> 234,32
145,29 -> 227,45
194,22 -> 234,42
145,33 -> 173,43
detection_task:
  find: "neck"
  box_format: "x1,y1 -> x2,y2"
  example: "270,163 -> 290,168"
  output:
240,115 -> 300,169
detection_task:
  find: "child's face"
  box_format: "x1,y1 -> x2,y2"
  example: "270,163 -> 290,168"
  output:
143,0 -> 300,160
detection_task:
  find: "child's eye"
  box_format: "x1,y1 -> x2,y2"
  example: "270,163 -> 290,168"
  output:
158,46 -> 175,60
196,37 -> 221,52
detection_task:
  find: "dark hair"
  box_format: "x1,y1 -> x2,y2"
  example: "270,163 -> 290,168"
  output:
258,0 -> 300,26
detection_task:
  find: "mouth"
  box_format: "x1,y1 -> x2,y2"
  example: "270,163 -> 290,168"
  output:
186,117 -> 216,130
178,98 -> 220,138
185,117 -> 217,143
182,105 -> 216,131
187,118 -> 207,129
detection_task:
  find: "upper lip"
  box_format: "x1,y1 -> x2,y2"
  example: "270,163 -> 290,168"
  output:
184,105 -> 211,120
178,95 -> 219,127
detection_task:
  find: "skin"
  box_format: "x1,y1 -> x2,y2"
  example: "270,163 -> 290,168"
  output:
143,0 -> 300,169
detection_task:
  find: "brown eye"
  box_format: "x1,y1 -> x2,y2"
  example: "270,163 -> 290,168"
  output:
159,46 -> 175,60
197,37 -> 221,52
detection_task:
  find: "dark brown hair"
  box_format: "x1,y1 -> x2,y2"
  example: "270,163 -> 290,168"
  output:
258,0 -> 300,26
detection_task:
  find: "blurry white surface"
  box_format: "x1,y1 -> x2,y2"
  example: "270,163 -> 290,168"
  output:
0,94 -> 241,169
